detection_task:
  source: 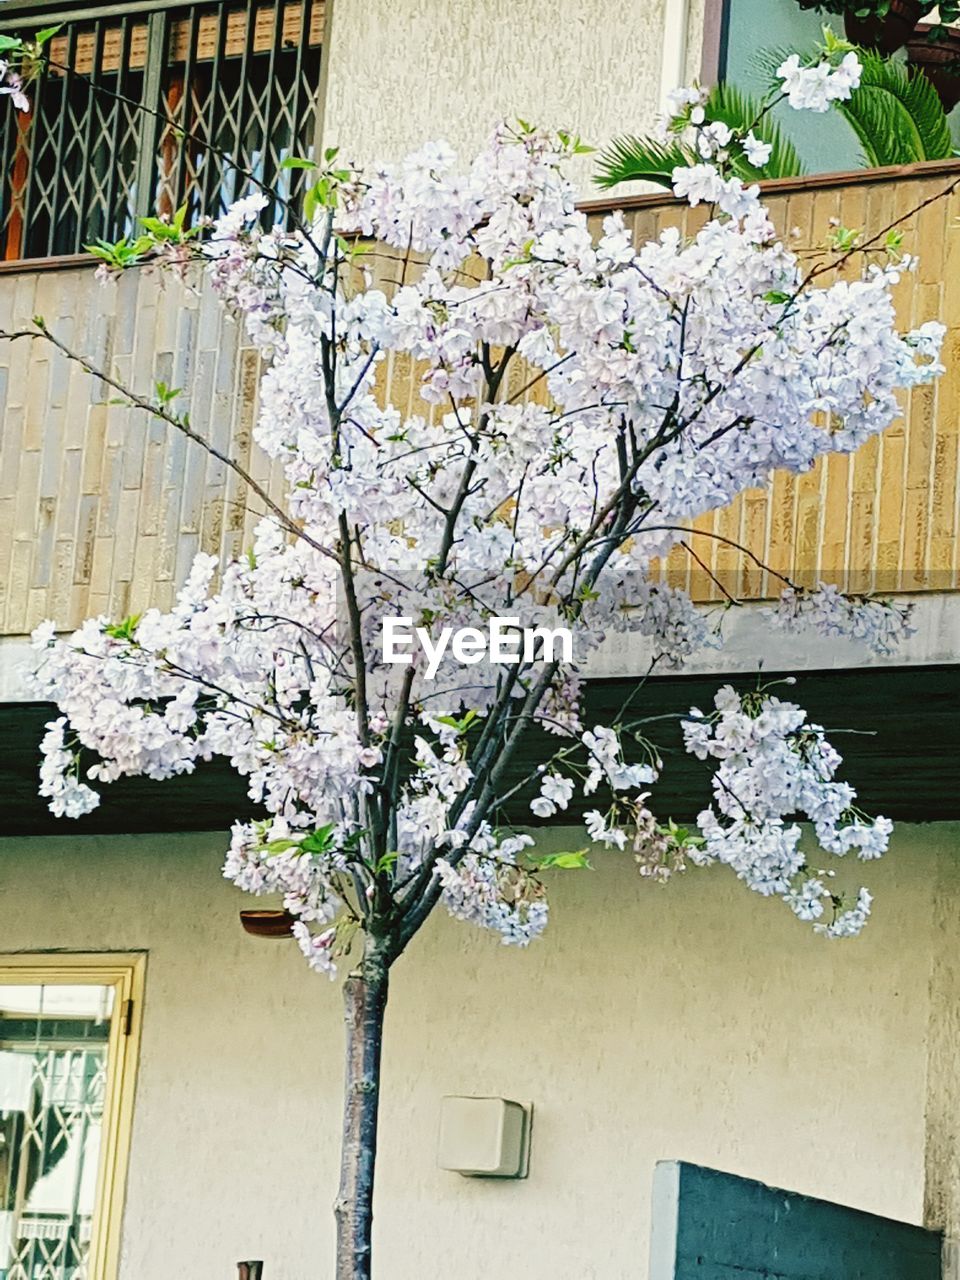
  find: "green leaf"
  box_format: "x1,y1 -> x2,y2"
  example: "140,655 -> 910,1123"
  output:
265,838 -> 300,854
831,224 -> 860,251
835,50 -> 953,167
763,290 -> 792,304
103,613 -> 142,642
594,133 -> 692,190
0,36 -> 23,52
34,26 -> 63,45
154,381 -> 181,404
435,709 -> 479,733
535,849 -> 593,870
139,215 -> 184,241
281,156 -> 317,171
375,850 -> 399,874
301,823 -> 336,854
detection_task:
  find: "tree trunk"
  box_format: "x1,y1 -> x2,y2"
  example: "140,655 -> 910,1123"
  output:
334,954 -> 390,1280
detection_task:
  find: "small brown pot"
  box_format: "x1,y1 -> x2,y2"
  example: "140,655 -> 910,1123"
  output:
240,909 -> 296,938
907,24 -> 960,112
843,0 -> 925,54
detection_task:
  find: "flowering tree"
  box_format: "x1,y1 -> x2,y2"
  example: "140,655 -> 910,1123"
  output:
5,38 -> 948,1279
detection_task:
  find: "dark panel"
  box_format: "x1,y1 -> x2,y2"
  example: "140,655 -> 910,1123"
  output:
650,1161 -> 941,1280
524,662 -> 960,827
1,664 -> 958,837
0,702 -> 255,836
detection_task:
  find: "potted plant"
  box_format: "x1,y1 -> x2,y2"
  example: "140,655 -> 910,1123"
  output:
595,52 -> 954,190
794,0 -> 927,54
907,12 -> 960,112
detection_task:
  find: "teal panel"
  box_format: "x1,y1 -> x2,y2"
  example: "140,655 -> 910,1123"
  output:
651,1162 -> 942,1280
725,0 -> 862,173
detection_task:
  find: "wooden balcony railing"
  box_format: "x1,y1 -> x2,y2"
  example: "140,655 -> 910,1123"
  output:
578,159 -> 960,603
0,160 -> 958,637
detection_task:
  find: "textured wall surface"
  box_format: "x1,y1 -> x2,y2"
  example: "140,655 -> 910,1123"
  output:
320,0 -> 669,191
925,837 -> 960,1255
1,823 -> 955,1280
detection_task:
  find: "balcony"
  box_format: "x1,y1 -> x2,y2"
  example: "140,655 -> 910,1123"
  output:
0,0 -> 324,261
0,158 -> 957,835
1,160 -> 958,638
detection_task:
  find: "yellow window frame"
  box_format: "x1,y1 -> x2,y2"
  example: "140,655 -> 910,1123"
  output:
0,951 -> 146,1280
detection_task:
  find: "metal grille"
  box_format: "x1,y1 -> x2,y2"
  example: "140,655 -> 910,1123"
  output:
1,986 -> 113,1280
0,1 -> 324,260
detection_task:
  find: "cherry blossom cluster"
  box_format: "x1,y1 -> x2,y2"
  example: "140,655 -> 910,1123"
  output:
0,61 -> 28,112
768,583 -> 916,656
776,50 -> 862,112
661,40 -> 861,209
682,684 -> 890,935
37,715 -> 100,819
28,66 -> 945,968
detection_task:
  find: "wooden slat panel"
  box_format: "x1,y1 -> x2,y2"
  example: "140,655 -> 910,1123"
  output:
0,262 -> 264,635
0,167 -> 957,638
629,168 -> 960,600
47,1 -> 324,76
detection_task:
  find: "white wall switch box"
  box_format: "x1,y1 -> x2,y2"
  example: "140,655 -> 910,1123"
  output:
437,1095 -> 532,1178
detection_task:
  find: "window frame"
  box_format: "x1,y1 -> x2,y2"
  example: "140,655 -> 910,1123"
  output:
0,952 -> 146,1280
0,0 -> 326,264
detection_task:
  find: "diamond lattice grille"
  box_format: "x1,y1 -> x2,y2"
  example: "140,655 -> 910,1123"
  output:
1,986 -> 113,1280
0,1 -> 323,259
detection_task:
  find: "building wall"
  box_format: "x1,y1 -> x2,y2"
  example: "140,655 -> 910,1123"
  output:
1,823 -> 956,1280
925,836 -> 960,1247
319,0 -> 673,191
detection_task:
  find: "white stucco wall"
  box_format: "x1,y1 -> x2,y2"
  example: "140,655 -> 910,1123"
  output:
2,822 -> 957,1279
319,0 -> 675,191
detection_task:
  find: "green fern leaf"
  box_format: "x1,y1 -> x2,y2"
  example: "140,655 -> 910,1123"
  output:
836,51 -> 953,166
594,135 -> 693,190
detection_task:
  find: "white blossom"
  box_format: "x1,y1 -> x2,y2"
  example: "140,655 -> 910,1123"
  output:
743,132 -> 773,168
27,108 -> 942,968
777,51 -> 862,113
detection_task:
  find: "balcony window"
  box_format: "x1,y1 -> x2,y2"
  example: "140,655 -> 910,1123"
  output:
0,956 -> 144,1280
0,1 -> 324,262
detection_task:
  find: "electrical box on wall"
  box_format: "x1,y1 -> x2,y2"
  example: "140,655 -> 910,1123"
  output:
437,1095 -> 532,1179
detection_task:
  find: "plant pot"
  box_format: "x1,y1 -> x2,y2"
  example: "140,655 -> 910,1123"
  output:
844,0 -> 925,54
239,909 -> 296,938
907,25 -> 960,112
